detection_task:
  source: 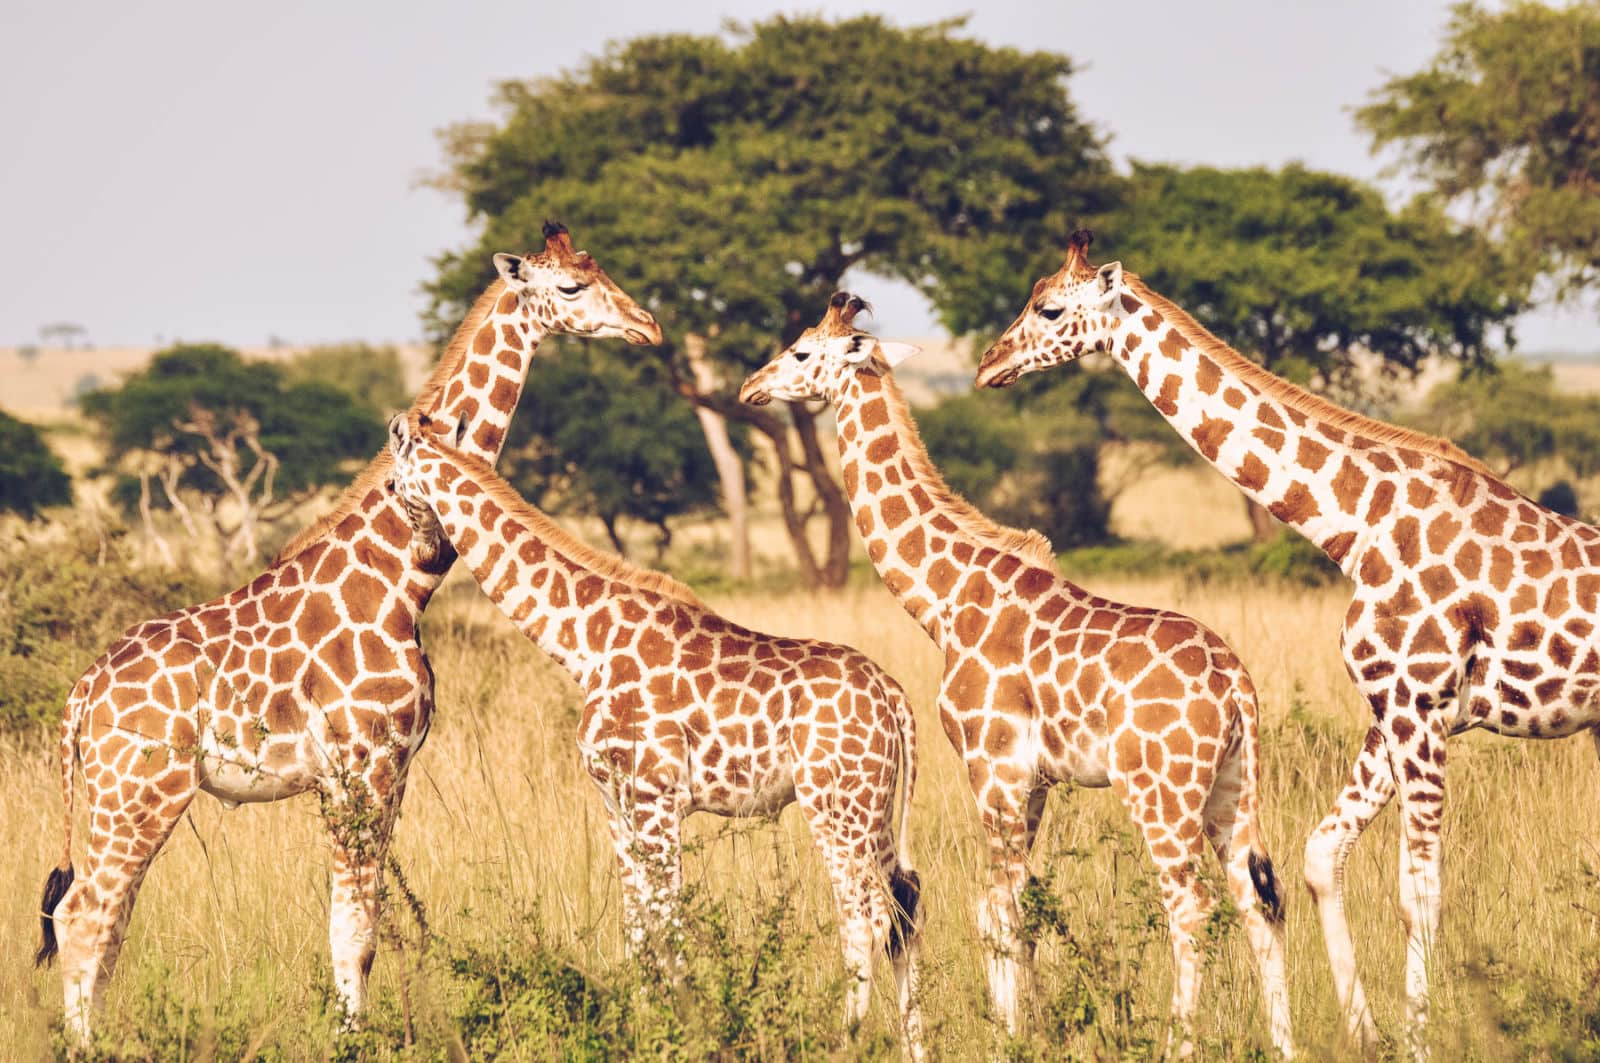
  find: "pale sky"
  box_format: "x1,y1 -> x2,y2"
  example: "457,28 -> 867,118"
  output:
1,0 -> 1593,353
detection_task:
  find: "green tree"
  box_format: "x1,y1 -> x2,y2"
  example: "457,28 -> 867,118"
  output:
283,342 -> 411,418
80,344 -> 383,567
503,346 -> 738,558
1103,162 -> 1526,540
919,369 -> 1179,548
1406,361 -> 1600,505
429,15 -> 1117,586
1358,1 -> 1600,295
0,408 -> 72,518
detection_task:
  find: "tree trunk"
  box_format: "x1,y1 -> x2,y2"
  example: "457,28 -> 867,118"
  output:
137,471 -> 176,567
788,406 -> 852,588
682,334 -> 750,582
752,418 -> 824,585
669,355 -> 824,587
1244,497 -> 1278,543
600,513 -> 628,558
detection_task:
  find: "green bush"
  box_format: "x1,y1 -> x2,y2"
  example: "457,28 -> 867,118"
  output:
919,391 -> 1114,549
0,408 -> 72,518
0,520 -> 214,731
1059,532 -> 1342,587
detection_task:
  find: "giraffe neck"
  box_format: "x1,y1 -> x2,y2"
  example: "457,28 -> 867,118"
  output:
275,282 -> 545,606
1107,294 -> 1399,570
416,284 -> 547,463
413,443 -> 705,678
833,369 -> 1054,643
422,464 -> 602,673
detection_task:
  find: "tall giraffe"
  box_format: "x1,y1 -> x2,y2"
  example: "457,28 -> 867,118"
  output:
740,293 -> 1294,1057
383,412 -> 926,1053
34,223 -> 661,1045
977,230 -> 1600,1052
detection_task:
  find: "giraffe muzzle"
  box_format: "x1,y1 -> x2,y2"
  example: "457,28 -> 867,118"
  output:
624,316 -> 664,346
975,356 -> 1021,390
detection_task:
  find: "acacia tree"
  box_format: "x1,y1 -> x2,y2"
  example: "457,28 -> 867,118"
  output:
81,344 -> 382,569
1104,162 -> 1526,540
1358,1 -> 1600,296
428,15 -> 1117,586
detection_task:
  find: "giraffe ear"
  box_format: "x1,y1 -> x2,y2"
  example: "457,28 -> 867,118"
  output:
876,341 -> 921,368
492,252 -> 526,286
1095,261 -> 1124,307
387,413 -> 411,457
453,416 -> 469,448
835,334 -> 876,365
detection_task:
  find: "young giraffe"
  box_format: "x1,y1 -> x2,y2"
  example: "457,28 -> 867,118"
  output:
383,412 -> 926,1053
740,293 -> 1294,1057
34,223 -> 661,1045
977,230 -> 1600,1052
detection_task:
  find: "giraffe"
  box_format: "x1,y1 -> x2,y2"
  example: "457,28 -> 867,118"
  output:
33,222 -> 661,1046
976,229 -> 1600,1053
740,292 -> 1294,1057
382,412 -> 926,1054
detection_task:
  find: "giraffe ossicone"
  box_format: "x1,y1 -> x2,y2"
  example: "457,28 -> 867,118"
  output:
35,224 -> 660,1047
979,231 -> 1600,1056
742,293 -> 1294,1058
385,410 -> 928,1058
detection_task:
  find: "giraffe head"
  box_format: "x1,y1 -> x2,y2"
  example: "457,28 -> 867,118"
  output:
975,229 -> 1129,389
494,221 -> 663,345
384,412 -> 464,561
738,291 -> 919,406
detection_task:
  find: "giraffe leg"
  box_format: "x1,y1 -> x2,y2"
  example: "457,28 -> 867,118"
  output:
1202,740 -> 1293,1057
1303,725 -> 1393,1046
973,773 -> 1047,1036
890,904 -> 926,1062
1385,713 -> 1449,1058
1130,804 -> 1214,1058
323,769 -> 408,1024
598,778 -> 684,965
794,773 -> 899,1041
54,735 -> 197,1046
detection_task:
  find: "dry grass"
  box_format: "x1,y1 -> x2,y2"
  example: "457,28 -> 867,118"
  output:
4,561 -> 1598,1058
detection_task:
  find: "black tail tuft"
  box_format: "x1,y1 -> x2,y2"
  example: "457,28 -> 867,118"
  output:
1248,850 -> 1285,925
35,864 -> 74,967
887,868 -> 922,958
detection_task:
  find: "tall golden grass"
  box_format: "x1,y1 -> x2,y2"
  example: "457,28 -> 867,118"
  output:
5,560 -> 1597,1058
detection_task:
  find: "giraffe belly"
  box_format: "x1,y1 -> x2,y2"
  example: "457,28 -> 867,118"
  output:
197,728 -> 316,804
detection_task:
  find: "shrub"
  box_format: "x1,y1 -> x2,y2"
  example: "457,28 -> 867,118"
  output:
0,519 -> 214,731
0,408 -> 72,518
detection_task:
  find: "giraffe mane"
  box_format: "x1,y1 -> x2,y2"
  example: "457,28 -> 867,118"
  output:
429,440 -> 709,611
875,366 -> 1056,567
273,280 -> 510,563
1123,274 -> 1497,479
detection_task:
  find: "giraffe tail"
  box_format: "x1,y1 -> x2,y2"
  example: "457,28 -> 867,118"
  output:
36,684 -> 84,967
1235,682 -> 1285,926
883,674 -> 921,958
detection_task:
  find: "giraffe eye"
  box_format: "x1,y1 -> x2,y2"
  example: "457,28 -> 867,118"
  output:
794,349 -> 812,362
557,283 -> 587,296
1037,304 -> 1065,321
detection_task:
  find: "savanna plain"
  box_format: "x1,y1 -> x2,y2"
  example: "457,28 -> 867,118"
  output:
3,475 -> 1599,1061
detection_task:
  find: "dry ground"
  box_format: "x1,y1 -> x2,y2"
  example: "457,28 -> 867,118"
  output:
4,563 -> 1597,1058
